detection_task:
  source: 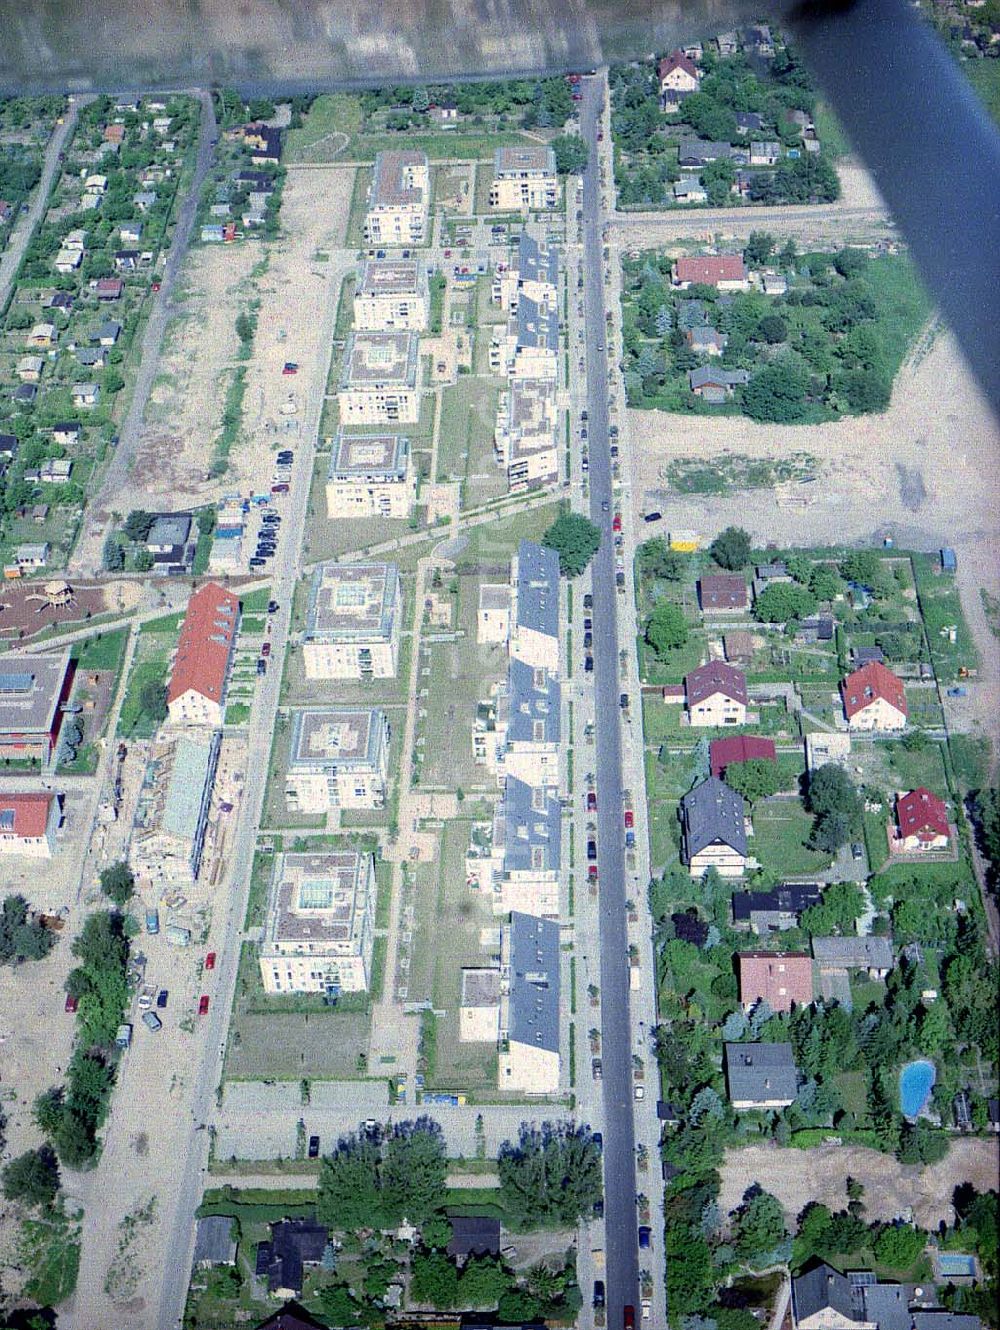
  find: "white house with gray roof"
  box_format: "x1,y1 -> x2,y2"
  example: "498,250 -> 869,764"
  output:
493,776 -> 561,916
303,563 -> 402,680
510,540 -> 560,675
681,775 -> 748,877
725,1041 -> 798,1109
364,150 -> 429,245
499,911 -> 560,1094
284,708 -> 389,812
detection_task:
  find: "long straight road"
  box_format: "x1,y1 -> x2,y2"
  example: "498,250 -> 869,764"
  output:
579,74 -> 641,1326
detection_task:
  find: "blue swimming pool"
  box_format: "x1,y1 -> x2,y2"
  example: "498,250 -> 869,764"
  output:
899,1059 -> 936,1118
938,1254 -> 976,1278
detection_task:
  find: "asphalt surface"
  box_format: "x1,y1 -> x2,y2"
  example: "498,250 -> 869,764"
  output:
579,75 -> 640,1326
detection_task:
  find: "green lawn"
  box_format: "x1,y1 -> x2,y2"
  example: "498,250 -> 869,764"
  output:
20,1207 -> 81,1305
884,740 -> 950,798
966,59 -> 1000,128
70,626 -> 128,674
751,799 -> 833,876
284,93 -> 364,162
435,375 -> 503,505
452,500 -> 564,568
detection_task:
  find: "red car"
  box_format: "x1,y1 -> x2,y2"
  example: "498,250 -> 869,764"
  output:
151,280 -> 161,292
587,791 -> 597,812
282,362 -> 299,375
271,483 -> 289,494
612,513 -> 622,533
198,995 -> 210,1016
64,993 -> 78,1013
624,1307 -> 636,1330
624,809 -> 634,828
588,864 -> 598,880
205,951 -> 216,971
261,641 -> 271,657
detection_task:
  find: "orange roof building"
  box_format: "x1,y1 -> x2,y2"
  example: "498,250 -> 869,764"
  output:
895,787 -> 950,851
0,791 -> 59,857
673,256 -> 749,290
840,661 -> 908,731
166,583 -> 240,727
738,951 -> 813,1013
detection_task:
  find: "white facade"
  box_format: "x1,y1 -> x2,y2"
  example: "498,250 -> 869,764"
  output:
364,151 -> 429,245
285,709 -> 389,813
325,432 -> 415,519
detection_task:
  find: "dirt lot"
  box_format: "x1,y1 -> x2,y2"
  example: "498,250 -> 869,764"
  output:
719,1138 -> 1000,1229
0,579 -> 142,642
631,328 -> 1000,753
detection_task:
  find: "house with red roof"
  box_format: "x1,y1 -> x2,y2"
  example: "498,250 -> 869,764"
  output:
685,661 -> 748,728
840,661 -> 908,732
738,951 -> 813,1013
0,791 -> 61,858
698,573 -> 749,614
711,735 -> 776,778
894,787 -> 951,852
166,583 -> 240,728
658,50 -> 701,108
673,256 -> 750,291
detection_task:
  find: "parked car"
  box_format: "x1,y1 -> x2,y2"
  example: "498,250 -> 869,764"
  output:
634,1084 -> 645,1100
584,593 -> 593,610
282,362 -> 298,376
587,839 -> 597,861
585,654 -> 594,673
593,1131 -> 603,1151
257,658 -> 267,676
638,1226 -> 651,1249
261,642 -> 271,658
584,617 -> 593,631
249,557 -> 266,568
142,1011 -> 162,1032
644,511 -> 662,523
594,1280 -> 606,1308
592,1057 -> 602,1080
64,993 -> 78,1013
198,995 -> 210,1016
625,1307 -> 636,1330
612,513 -> 622,533
584,631 -> 593,649
205,952 -> 216,970
588,864 -> 598,881
271,483 -> 289,493
624,809 -> 634,828
157,990 -> 168,1008
620,693 -> 630,710
851,843 -> 864,861
267,600 -> 279,614
610,444 -> 619,458
308,1135 -> 320,1159
587,791 -> 597,812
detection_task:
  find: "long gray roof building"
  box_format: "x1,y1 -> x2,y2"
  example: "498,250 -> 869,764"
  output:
501,776 -> 561,874
515,539 -> 560,640
812,936 -> 895,971
507,911 -> 560,1055
517,293 -> 558,352
518,231 -> 560,290
506,658 -> 560,745
682,776 -> 747,858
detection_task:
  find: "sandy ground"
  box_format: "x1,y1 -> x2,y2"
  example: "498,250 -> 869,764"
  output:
630,327 -> 1000,751
0,580 -> 142,642
719,1138 -> 1000,1229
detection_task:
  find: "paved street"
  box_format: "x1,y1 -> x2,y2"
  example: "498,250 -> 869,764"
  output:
578,74 -> 641,1326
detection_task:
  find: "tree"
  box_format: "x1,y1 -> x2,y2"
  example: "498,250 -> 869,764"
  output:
498,1122 -> 603,1229
833,247 -> 868,279
551,135 -> 588,175
99,861 -> 135,908
839,367 -> 891,413
682,92 -> 737,142
810,810 -> 852,854
645,600 -> 688,656
410,1250 -> 461,1307
411,84 -> 430,113
422,1215 -> 453,1249
102,535 -> 125,571
639,538 -> 685,581
808,564 -> 842,601
138,679 -> 167,728
725,759 -> 783,803
873,1222 -> 925,1270
710,526 -> 752,571
542,512 -> 601,576
839,549 -> 882,586
380,1118 -> 448,1224
753,582 -> 817,623
744,232 -> 775,267
733,1188 -> 787,1262
2,1146 -> 59,1208
757,313 -> 788,345
742,358 -> 811,423
701,157 -> 736,207
800,882 -> 864,935
808,764 -> 861,824
123,509 -> 154,541
0,895 -> 55,965
317,1117 -> 447,1231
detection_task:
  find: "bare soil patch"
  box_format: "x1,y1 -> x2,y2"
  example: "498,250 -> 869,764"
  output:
719,1138 -> 1000,1229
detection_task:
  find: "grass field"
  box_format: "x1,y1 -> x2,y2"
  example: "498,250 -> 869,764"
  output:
19,1206 -> 81,1305
884,740 -> 951,799
435,375 -> 503,506
452,500 -> 563,568
116,629 -> 176,739
751,799 -> 833,876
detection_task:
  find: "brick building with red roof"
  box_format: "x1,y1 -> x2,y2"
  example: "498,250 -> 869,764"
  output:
166,582 -> 240,728
698,573 -> 750,613
894,787 -> 951,852
840,660 -> 908,731
738,952 -> 813,1013
710,735 -> 777,778
673,256 -> 749,291
0,791 -> 60,857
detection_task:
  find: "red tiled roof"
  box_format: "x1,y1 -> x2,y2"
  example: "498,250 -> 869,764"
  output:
658,50 -> 699,82
675,255 -> 747,286
95,277 -> 123,296
710,735 -> 776,778
686,660 -> 748,708
167,582 -> 240,707
698,574 -> 749,610
840,661 -> 908,720
0,791 -> 53,838
738,952 -> 813,1013
897,787 -> 949,840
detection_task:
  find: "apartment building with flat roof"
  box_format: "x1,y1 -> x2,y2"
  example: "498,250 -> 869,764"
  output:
489,145 -> 558,212
354,258 -> 428,331
0,650 -> 72,763
285,708 -> 390,813
337,331 -> 421,425
495,380 -> 559,490
259,850 -> 376,995
303,562 -> 402,679
364,151 -> 429,245
325,432 -> 414,519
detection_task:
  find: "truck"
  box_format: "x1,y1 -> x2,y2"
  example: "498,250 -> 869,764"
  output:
165,923 -> 192,947
145,908 -> 160,934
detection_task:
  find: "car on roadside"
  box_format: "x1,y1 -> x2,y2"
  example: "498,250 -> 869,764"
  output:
587,839 -> 597,861
612,513 -> 622,533
587,791 -> 597,811
64,993 -> 78,1014
142,1011 -> 162,1032
594,1280 -> 606,1308
584,631 -> 593,649
625,1306 -> 636,1330
584,654 -> 594,672
588,864 -> 598,882
584,593 -> 593,610
261,642 -> 271,657
643,511 -> 662,523
198,995 -> 210,1016
610,444 -> 619,458
634,1084 -> 645,1100
308,1135 -> 320,1159
157,990 -> 168,1008
624,809 -> 634,828
205,952 -> 216,970
638,1226 -> 651,1248
592,1057 -> 602,1080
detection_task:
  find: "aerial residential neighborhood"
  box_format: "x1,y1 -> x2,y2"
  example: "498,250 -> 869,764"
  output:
0,16 -> 997,1330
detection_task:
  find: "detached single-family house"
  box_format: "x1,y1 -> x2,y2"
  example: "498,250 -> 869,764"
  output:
725,1042 -> 798,1109
710,734 -> 776,778
12,384 -> 38,404
27,323 -> 58,349
813,935 -> 895,981
681,776 -> 748,878
52,422 -> 80,446
658,50 -> 701,96
54,247 -> 82,273
673,255 -> 749,290
75,346 -> 106,369
738,951 -> 814,1013
119,221 -> 143,245
735,111 -> 764,133
689,365 -> 750,401
677,139 -> 733,168
750,141 -> 782,165
673,177 -> 707,203
732,883 -> 823,934
113,249 -> 139,271
133,190 -> 157,211
698,573 -> 750,613
840,661 -> 908,731
894,787 -> 950,852
687,325 -> 728,355
761,270 -> 788,295
685,660 -> 748,727
193,1216 -> 237,1267
96,277 -> 124,301
71,383 -> 100,407
16,356 -> 44,383
14,542 -> 50,568
255,1218 -> 327,1298
94,320 -> 122,347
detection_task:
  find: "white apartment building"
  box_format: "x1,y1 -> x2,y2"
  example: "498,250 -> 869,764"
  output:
354,258 -> 429,331
325,432 -> 414,519
489,145 -> 559,212
285,709 -> 390,813
337,331 -> 421,425
303,563 -> 402,680
364,151 -> 429,245
494,379 -> 559,490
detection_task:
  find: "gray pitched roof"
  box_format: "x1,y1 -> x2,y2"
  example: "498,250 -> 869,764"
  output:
863,1285 -> 918,1330
507,911 -> 560,1054
193,1215 -> 237,1264
911,1316 -> 982,1330
502,776 -> 561,874
507,658 -> 560,745
682,776 -> 747,858
812,936 -> 894,970
793,1264 -> 855,1324
724,1042 -> 798,1103
516,539 -> 560,639
519,231 -> 559,288
689,365 -> 750,390
517,293 -> 558,352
